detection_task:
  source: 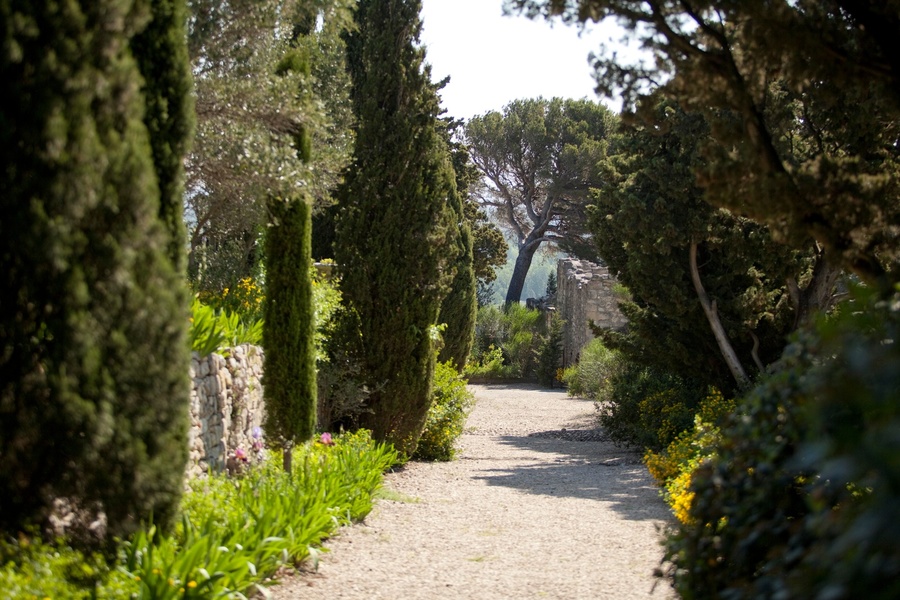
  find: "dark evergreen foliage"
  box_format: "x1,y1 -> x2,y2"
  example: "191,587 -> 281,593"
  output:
0,0 -> 191,540
336,0 -> 455,456
508,0 -> 900,288
590,104 -> 811,393
262,198 -> 317,464
437,197 -> 477,372
132,0 -> 195,270
262,43 -> 318,472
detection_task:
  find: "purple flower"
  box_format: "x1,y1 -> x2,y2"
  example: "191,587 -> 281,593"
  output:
252,426 -> 262,440
233,447 -> 248,462
319,432 -> 334,446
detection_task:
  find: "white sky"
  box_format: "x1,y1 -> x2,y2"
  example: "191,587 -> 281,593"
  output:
419,0 -> 627,120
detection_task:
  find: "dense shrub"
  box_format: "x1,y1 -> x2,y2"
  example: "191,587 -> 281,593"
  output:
664,287 -> 900,599
644,389 -> 734,524
1,0 -> 191,540
197,277 -> 266,324
535,312 -> 564,388
467,304 -> 544,379
414,361 -> 475,461
189,298 -> 263,357
560,338 -> 620,399
597,360 -> 707,452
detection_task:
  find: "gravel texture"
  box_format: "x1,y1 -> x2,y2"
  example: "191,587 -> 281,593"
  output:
270,383 -> 675,599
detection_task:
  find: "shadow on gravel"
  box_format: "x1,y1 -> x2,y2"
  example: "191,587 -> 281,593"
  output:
471,434 -> 671,523
468,382 -> 576,394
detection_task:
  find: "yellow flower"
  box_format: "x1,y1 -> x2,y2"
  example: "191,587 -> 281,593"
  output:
188,581 -> 198,589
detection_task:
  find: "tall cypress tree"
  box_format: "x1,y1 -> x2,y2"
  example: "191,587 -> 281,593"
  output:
262,42 -> 317,474
336,0 -> 455,456
0,0 -> 191,540
132,0 -> 195,270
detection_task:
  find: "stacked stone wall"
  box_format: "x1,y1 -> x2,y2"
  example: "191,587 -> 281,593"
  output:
187,345 -> 265,478
557,259 -> 628,367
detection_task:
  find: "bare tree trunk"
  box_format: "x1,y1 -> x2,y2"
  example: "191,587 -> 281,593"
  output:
505,241 -> 540,305
689,242 -> 751,388
787,246 -> 842,328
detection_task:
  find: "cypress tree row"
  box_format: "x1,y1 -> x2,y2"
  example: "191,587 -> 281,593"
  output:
262,44 -> 317,474
0,0 -> 192,540
336,0 -> 456,456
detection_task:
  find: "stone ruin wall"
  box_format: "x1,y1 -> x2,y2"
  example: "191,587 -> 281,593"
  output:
557,259 -> 628,368
188,345 -> 265,479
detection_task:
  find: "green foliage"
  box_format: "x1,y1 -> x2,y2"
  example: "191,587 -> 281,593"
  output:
467,304 -> 545,379
413,361 -> 475,461
335,0 -> 457,456
189,298 -> 263,358
535,312 -> 564,388
198,277 -> 266,324
545,271 -> 557,297
0,535 -> 136,599
465,97 -> 617,303
463,345 -> 515,379
0,0 -> 190,540
509,0 -> 900,286
122,431 -> 395,598
665,286 -> 900,599
438,174 -> 478,371
597,359 -> 708,452
312,265 -> 343,363
643,389 -> 735,524
0,432 -> 396,599
132,0 -> 195,271
589,102 -> 813,394
186,0 -> 355,291
263,198 -> 317,461
560,338 -> 619,399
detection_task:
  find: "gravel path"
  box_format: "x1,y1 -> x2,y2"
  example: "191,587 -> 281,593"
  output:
271,383 -> 674,599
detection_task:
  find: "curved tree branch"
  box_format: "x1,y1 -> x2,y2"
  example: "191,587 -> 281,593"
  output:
690,241 -> 750,387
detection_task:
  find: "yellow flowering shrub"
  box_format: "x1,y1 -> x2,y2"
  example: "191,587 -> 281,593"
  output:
644,389 -> 735,524
199,277 -> 265,322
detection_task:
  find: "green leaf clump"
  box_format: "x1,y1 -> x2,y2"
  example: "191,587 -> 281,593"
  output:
414,361 -> 475,462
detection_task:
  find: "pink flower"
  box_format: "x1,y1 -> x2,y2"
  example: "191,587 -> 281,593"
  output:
319,432 -> 334,446
233,447 -> 248,462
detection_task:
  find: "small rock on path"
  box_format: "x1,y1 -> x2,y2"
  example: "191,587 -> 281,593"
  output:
270,383 -> 674,599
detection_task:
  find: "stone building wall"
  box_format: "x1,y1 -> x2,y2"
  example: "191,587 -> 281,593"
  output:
187,345 -> 265,478
557,259 -> 628,367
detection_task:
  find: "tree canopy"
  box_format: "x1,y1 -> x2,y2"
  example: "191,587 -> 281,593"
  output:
185,0 -> 354,290
506,0 -> 900,288
591,103 -> 835,392
465,97 -> 617,304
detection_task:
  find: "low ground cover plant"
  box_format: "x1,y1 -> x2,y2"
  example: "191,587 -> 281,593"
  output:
0,431 -> 397,599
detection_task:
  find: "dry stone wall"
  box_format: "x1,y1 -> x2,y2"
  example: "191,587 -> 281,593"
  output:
188,345 -> 265,478
557,259 -> 628,367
